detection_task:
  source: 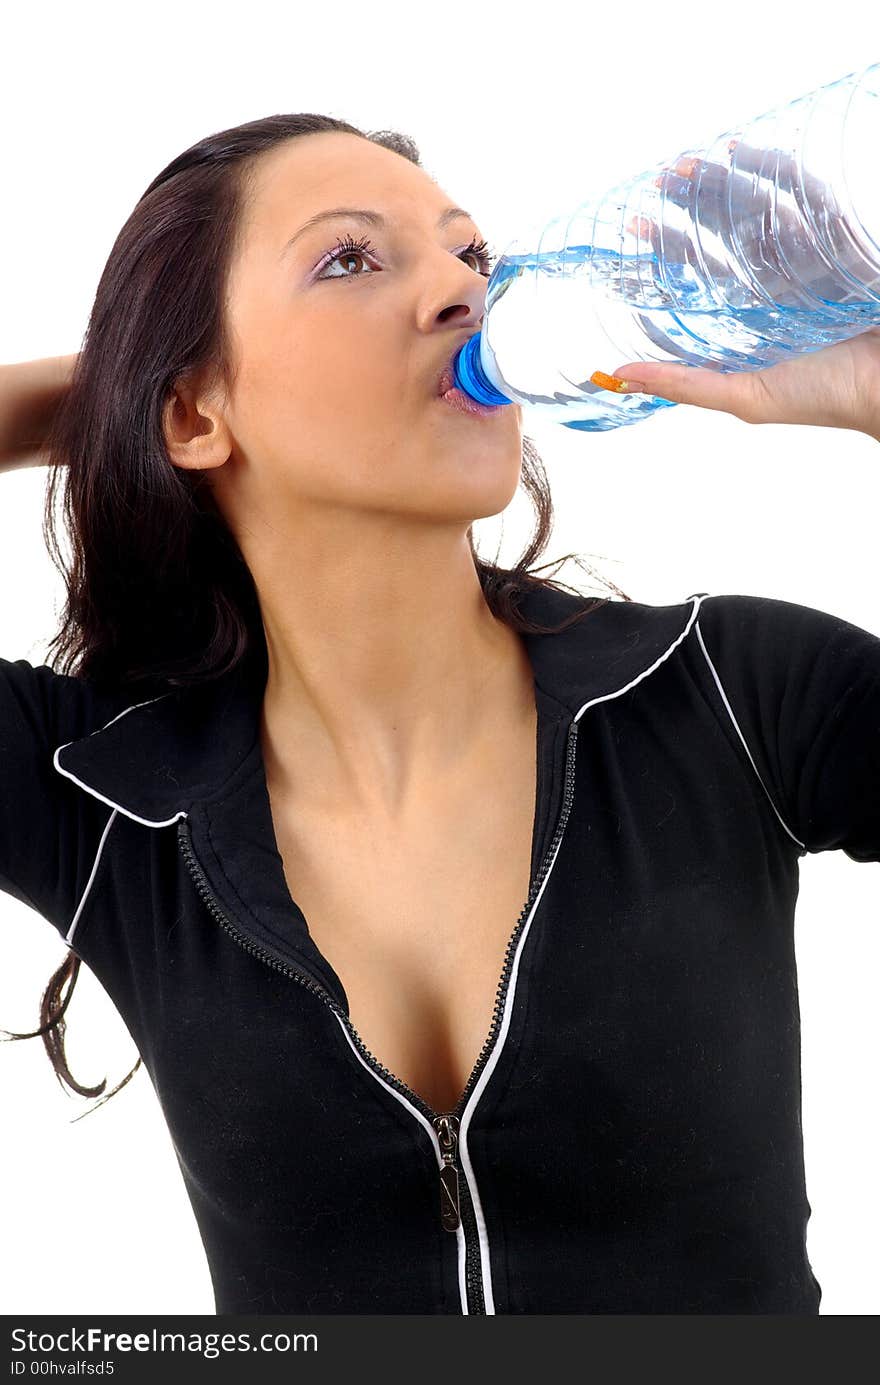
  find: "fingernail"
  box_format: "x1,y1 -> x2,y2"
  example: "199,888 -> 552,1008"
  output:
590,370 -> 646,394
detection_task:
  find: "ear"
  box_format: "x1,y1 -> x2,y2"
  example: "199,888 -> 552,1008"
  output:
163,368 -> 233,473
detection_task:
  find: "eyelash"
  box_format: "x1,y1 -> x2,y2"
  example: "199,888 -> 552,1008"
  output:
315,232 -> 497,280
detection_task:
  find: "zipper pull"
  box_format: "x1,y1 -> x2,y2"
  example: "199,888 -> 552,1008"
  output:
433,1115 -> 461,1232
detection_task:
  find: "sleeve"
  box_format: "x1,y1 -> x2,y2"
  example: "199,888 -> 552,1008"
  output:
693,593 -> 880,862
0,655 -> 128,947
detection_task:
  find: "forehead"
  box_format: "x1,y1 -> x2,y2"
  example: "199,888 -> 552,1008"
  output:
244,131 -> 451,236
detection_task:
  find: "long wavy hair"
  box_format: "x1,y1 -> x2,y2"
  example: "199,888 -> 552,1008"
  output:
1,113 -> 631,1117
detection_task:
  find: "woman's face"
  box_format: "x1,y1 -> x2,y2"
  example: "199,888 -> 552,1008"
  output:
201,131 -> 523,539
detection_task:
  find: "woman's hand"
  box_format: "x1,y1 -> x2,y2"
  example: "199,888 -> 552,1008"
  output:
589,140 -> 880,442
594,327 -> 880,440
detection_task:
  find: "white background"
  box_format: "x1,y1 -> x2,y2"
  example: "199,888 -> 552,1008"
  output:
1,0 -> 878,1317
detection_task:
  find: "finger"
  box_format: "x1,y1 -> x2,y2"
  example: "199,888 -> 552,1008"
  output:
653,145 -> 784,233
642,139 -> 869,307
624,210 -> 703,299
625,212 -> 655,242
646,148 -> 790,293
590,360 -> 759,419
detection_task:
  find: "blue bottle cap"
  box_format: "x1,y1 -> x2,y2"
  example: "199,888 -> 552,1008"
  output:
453,332 -> 513,407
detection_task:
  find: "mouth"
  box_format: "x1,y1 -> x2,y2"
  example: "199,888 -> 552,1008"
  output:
433,337 -> 508,417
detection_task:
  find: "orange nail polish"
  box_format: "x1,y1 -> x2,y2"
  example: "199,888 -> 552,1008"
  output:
590,371 -> 633,393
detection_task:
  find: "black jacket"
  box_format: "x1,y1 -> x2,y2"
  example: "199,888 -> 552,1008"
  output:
3,582 -> 878,1314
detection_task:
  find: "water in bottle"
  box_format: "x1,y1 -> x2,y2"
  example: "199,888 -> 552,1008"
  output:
452,62 -> 880,432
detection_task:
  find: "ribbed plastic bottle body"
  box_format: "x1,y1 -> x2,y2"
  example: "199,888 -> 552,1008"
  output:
459,62 -> 880,432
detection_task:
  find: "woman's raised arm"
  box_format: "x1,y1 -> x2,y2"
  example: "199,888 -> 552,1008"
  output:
0,353 -> 77,471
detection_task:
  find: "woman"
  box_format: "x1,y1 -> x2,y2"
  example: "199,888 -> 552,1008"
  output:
1,113 -> 878,1315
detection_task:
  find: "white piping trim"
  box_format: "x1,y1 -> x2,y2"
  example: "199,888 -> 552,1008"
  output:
54,697 -> 470,1299
332,1022 -> 473,1309
456,840 -> 562,1314
334,595 -> 712,1314
54,598 -> 734,1311
53,691 -> 186,828
64,807 -> 119,948
457,593 -> 712,1312
571,592 -> 710,728
694,616 -> 807,851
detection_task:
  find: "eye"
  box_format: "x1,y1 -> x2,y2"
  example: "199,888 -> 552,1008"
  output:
460,237 -> 496,276
314,232 -> 497,281
314,233 -> 378,280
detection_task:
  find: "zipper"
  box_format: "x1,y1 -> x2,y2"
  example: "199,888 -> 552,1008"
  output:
175,714 -> 580,1314
435,1115 -> 461,1230
432,1112 -> 486,1312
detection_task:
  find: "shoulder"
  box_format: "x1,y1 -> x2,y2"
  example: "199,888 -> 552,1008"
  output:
690,592 -> 880,673
0,655 -> 153,761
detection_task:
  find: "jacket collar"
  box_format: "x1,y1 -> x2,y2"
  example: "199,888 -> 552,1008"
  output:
53,584 -> 708,827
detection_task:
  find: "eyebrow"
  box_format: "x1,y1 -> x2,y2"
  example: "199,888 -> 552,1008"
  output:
279,206 -> 475,261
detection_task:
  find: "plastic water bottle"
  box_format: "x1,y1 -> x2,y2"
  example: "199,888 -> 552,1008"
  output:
452,62 -> 880,432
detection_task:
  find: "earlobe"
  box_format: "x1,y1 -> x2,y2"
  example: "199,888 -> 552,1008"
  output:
165,428 -> 231,472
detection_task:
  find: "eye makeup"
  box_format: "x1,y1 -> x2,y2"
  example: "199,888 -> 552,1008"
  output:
313,232 -> 497,280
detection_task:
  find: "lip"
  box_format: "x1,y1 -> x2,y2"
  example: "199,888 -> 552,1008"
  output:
437,386 -> 506,418
435,348 -> 465,398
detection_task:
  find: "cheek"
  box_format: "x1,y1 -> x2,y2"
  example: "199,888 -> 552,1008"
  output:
300,293 -> 397,373
286,317 -> 404,428
234,344 -> 369,456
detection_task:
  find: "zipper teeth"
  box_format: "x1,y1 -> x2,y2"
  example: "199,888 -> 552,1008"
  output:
177,818 -> 438,1112
177,717 -> 579,1133
450,718 -> 579,1125
177,821 -> 488,1310
176,716 -> 580,1318
177,820 -> 343,1006
459,1157 -> 485,1313
457,717 -> 578,1313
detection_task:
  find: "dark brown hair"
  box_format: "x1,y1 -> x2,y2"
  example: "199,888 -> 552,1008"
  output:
1,113 -> 631,1117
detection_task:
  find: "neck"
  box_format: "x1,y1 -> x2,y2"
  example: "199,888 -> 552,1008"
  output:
255,538 -> 535,818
